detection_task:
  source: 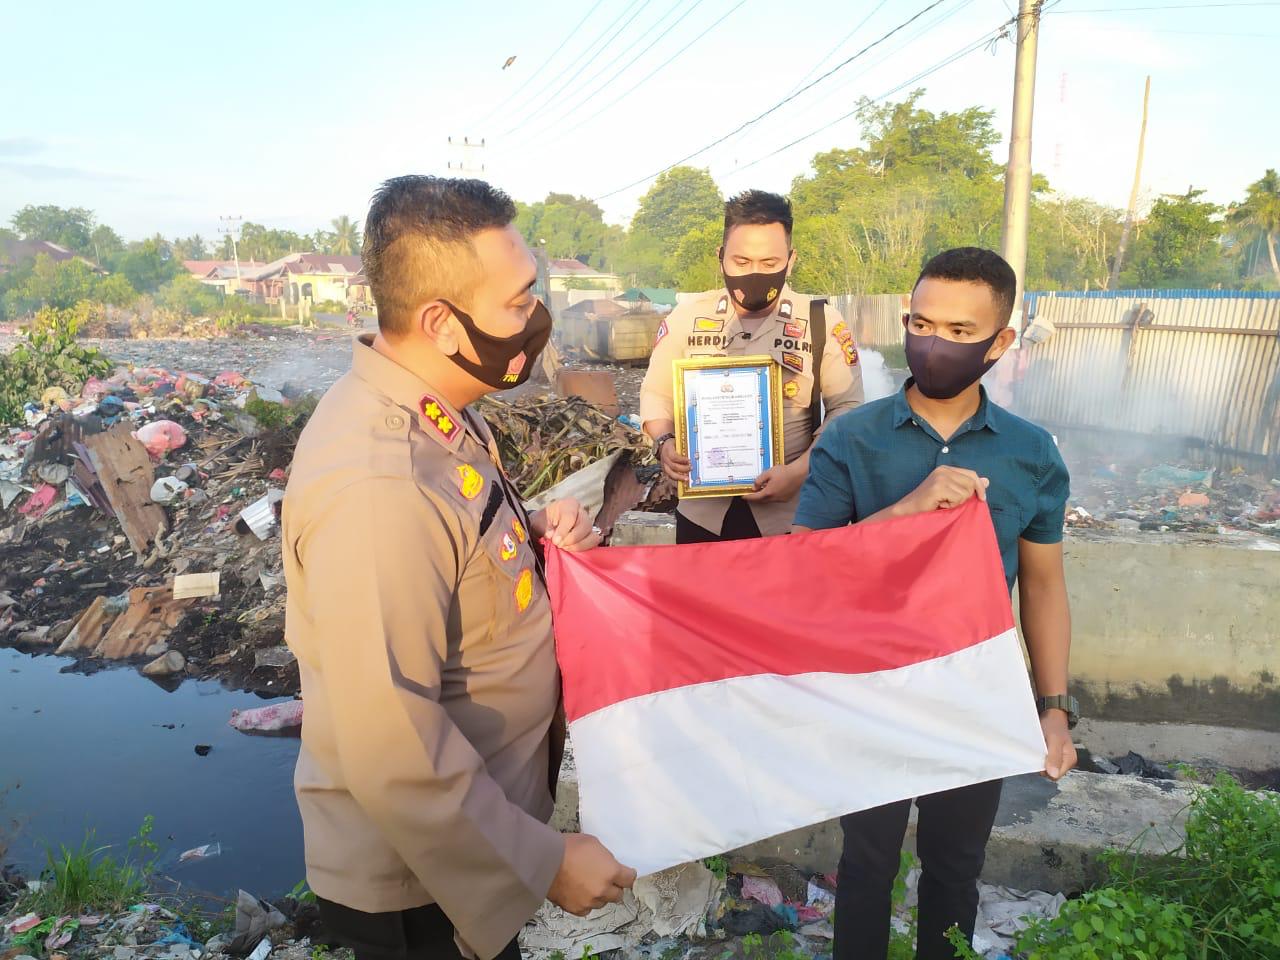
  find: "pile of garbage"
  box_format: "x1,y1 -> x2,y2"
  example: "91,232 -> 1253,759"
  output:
0,364 -> 313,696
1066,458 -> 1280,538
0,361 -> 669,696
478,394 -> 655,500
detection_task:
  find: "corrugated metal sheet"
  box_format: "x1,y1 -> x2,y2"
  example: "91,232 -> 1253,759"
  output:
829,293 -> 909,349
1017,292 -> 1280,464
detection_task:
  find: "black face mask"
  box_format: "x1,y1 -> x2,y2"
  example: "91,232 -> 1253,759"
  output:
904,327 -> 1002,400
441,298 -> 553,390
722,262 -> 788,313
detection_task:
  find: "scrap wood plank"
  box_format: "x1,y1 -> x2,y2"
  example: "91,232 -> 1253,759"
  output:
82,425 -> 168,555
555,370 -> 620,418
96,585 -> 192,660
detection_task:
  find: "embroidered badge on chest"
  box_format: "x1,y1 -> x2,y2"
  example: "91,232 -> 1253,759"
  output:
500,532 -> 518,561
783,380 -> 800,400
782,352 -> 805,373
512,517 -> 527,543
456,464 -> 484,500
693,317 -> 725,333
784,320 -> 807,339
515,569 -> 534,612
420,395 -> 461,441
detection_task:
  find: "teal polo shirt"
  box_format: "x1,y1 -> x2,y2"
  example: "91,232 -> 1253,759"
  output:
794,382 -> 1070,591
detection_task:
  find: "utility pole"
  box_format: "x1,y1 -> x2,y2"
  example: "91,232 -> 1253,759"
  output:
999,0 -> 1043,335
218,216 -> 243,290
1109,76 -> 1152,289
447,136 -> 487,176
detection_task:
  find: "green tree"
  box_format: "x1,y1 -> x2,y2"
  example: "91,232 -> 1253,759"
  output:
171,234 -> 210,260
329,216 -> 361,256
115,238 -> 182,293
156,273 -> 223,315
97,273 -> 138,307
236,222 -> 309,262
10,205 -> 95,253
631,166 -> 723,254
515,194 -> 623,270
89,225 -> 125,268
1120,188 -> 1231,289
670,220 -> 727,292
1227,168 -> 1280,286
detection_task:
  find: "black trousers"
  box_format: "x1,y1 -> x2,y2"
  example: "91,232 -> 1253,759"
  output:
675,496 -> 762,544
317,898 -> 522,960
833,779 -> 1003,960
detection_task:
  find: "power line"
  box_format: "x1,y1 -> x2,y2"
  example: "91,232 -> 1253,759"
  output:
717,18 -> 1014,181
504,0 -> 654,137
549,0 -> 749,143
592,0 -> 958,202
525,0 -> 708,147
785,0 -> 893,97
474,0 -> 609,127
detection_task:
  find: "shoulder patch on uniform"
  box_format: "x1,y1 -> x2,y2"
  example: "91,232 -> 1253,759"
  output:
456,464 -> 484,500
512,517 -> 527,543
832,322 -> 859,365
420,395 -> 461,442
693,317 -> 725,333
784,320 -> 807,339
716,296 -> 729,315
782,352 -> 805,373
779,300 -> 793,320
654,319 -> 669,346
515,569 -> 534,612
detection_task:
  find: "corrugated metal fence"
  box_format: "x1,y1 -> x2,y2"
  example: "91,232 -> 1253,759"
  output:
1016,291 -> 1280,464
829,293 -> 909,349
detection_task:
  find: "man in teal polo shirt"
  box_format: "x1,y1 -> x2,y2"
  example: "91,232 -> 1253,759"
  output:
793,247 -> 1077,960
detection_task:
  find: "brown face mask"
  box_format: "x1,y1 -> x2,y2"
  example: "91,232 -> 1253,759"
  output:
440,298 -> 553,390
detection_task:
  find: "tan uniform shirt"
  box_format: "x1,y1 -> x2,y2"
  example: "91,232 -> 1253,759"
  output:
283,335 -> 564,960
639,285 -> 865,536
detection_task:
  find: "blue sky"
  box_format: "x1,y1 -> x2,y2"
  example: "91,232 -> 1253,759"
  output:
3,0 -> 1278,241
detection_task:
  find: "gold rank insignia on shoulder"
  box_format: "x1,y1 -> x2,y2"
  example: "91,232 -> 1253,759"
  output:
512,517 -> 528,543
779,299 -> 793,319
420,395 -> 461,441
693,317 -> 725,333
716,296 -> 729,315
515,569 -> 534,612
456,463 -> 484,500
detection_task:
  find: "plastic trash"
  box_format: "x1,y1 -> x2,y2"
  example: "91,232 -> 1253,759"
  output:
214,371 -> 248,388
237,489 -> 285,539
150,476 -> 189,504
230,699 -> 304,733
41,386 -> 70,409
1137,464 -> 1212,490
742,876 -> 784,908
179,842 -> 222,863
134,420 -> 189,459
18,484 -> 59,519
154,922 -> 201,947
247,937 -> 273,960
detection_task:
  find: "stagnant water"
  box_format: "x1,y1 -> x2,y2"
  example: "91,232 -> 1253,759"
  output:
0,647 -> 303,900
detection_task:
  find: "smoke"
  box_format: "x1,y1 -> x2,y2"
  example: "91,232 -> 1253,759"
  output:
859,349 -> 896,402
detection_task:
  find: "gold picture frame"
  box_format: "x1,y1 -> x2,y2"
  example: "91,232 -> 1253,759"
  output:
672,355 -> 785,499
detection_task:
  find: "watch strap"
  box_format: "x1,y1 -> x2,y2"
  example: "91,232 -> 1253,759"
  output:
1036,694 -> 1080,729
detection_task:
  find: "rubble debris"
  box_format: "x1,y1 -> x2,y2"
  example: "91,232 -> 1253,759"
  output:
82,425 -> 168,556
254,645 -> 296,670
194,744 -> 212,757
98,586 -> 192,660
227,890 -> 287,953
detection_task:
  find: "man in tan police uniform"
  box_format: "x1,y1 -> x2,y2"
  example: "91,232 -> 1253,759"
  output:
640,190 -> 864,542
283,176 -> 635,960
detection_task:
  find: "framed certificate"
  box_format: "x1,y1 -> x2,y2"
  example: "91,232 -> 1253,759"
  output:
673,355 -> 784,499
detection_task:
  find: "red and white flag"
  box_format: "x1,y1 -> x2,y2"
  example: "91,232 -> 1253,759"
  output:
546,499 -> 1046,877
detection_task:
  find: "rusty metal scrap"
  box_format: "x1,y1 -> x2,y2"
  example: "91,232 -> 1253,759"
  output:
478,394 -> 653,500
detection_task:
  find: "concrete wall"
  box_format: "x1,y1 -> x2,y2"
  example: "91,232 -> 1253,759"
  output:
611,513 -> 1280,730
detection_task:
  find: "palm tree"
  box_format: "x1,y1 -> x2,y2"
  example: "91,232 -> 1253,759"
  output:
330,216 -> 361,256
1228,169 -> 1280,285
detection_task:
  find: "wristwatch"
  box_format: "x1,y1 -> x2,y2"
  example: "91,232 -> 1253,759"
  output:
1036,694 -> 1080,730
653,432 -> 676,457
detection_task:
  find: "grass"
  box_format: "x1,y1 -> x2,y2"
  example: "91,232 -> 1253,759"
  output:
17,816 -> 159,919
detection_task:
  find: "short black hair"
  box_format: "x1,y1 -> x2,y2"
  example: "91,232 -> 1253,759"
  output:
362,176 -> 517,336
723,190 -> 793,244
914,247 -> 1017,325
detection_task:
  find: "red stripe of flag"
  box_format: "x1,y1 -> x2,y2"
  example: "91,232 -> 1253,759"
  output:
548,499 -> 1012,723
